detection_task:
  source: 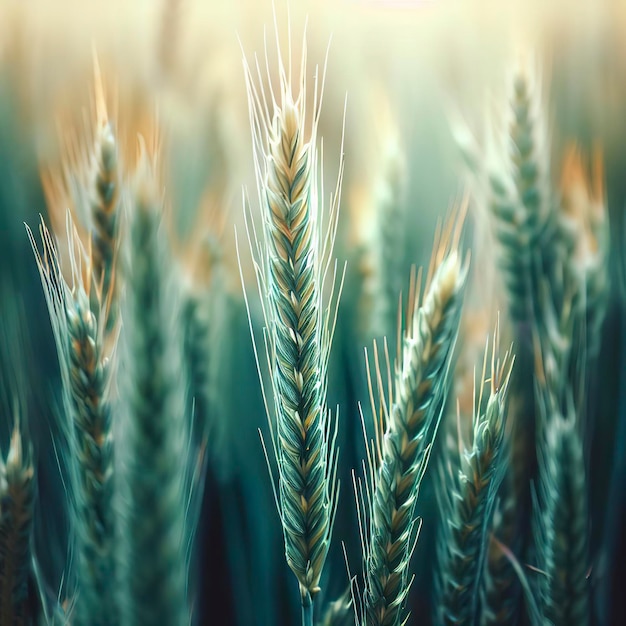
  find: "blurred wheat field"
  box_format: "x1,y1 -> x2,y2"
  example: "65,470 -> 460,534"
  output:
0,0 -> 624,625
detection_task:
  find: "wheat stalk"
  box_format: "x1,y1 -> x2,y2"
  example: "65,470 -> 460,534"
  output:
0,420 -> 35,626
117,147 -> 189,626
358,234 -> 467,626
434,328 -> 513,626
240,24 -> 344,625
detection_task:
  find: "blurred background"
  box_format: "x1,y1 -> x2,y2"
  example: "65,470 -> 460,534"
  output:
0,0 -> 624,624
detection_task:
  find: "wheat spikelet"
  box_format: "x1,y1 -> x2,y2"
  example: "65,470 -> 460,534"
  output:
117,146 -> 188,626
31,550 -> 76,626
479,487 -> 522,626
434,328 -> 513,626
319,588 -> 354,626
0,420 -> 35,626
359,228 -> 468,626
240,24 -> 344,622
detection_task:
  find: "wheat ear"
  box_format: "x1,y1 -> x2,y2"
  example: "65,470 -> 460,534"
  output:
360,242 -> 467,626
367,132 -> 407,341
241,27 -> 344,625
117,148 -> 188,626
529,259 -> 592,625
534,391 -> 590,626
479,61 -> 553,329
434,329 -> 513,626
63,236 -> 116,626
558,145 -> 609,361
0,420 -> 35,626
318,588 -> 354,626
28,215 -> 118,625
181,234 -> 226,448
90,56 -> 121,332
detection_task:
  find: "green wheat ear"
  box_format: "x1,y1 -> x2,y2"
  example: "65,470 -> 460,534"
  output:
0,418 -> 35,626
434,325 -> 514,626
28,214 -> 118,625
90,54 -> 122,335
117,143 -> 189,626
240,23 -> 345,626
534,389 -> 590,626
353,214 -> 468,626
